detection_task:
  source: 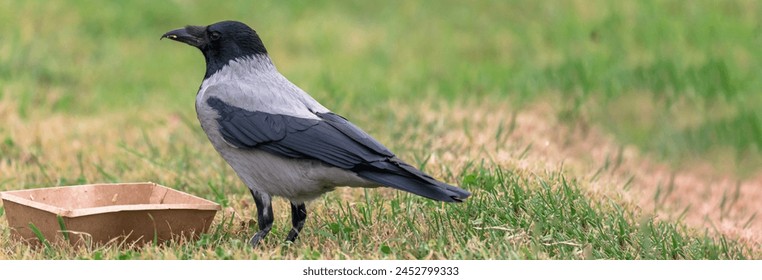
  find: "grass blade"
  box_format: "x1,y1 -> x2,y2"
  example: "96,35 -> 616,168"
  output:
28,222 -> 53,253
56,215 -> 69,242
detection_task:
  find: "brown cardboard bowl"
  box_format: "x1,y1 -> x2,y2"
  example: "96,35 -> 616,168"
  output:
0,182 -> 220,246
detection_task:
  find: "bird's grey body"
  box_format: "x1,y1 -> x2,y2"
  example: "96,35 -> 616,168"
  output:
162,20 -> 470,246
196,55 -> 374,202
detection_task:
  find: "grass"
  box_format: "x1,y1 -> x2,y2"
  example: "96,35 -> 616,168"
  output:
1,0 -> 761,259
1,165 -> 752,259
2,0 -> 760,173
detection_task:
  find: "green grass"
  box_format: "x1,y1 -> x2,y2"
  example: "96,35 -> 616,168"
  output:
0,0 -> 760,259
2,0 -> 760,173
1,166 -> 751,259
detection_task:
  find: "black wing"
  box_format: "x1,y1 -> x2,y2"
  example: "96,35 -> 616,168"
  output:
207,97 -> 392,168
207,97 -> 470,202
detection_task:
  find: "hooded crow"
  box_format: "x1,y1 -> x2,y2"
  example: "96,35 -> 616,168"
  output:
162,20 -> 471,246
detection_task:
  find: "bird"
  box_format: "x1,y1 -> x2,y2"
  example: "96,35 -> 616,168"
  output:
161,20 -> 471,247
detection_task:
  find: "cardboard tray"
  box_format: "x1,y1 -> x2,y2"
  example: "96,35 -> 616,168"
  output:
0,182 -> 220,245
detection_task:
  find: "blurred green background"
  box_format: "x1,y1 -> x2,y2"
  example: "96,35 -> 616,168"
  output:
1,0 -> 761,175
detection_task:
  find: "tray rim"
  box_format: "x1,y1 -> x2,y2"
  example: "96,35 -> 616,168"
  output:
0,182 -> 221,218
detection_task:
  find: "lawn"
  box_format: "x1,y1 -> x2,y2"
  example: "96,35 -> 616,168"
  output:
0,0 -> 759,259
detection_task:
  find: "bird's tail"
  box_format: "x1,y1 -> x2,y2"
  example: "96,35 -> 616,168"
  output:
354,158 -> 471,202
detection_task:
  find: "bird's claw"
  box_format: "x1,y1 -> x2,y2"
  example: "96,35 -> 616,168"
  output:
249,231 -> 269,247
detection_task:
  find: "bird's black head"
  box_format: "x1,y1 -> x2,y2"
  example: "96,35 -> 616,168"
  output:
162,21 -> 268,78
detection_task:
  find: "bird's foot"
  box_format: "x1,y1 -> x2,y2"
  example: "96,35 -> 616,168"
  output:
248,190 -> 273,248
285,228 -> 300,243
249,230 -> 270,247
284,202 -> 307,243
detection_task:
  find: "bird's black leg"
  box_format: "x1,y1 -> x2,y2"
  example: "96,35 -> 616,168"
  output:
285,201 -> 307,243
249,189 -> 273,247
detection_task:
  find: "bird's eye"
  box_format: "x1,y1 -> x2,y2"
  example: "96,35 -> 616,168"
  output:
209,31 -> 221,41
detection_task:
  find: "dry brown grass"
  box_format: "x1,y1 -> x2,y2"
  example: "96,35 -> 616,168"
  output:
373,97 -> 762,250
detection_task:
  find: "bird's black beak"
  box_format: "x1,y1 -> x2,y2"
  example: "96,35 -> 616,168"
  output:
161,25 -> 206,48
